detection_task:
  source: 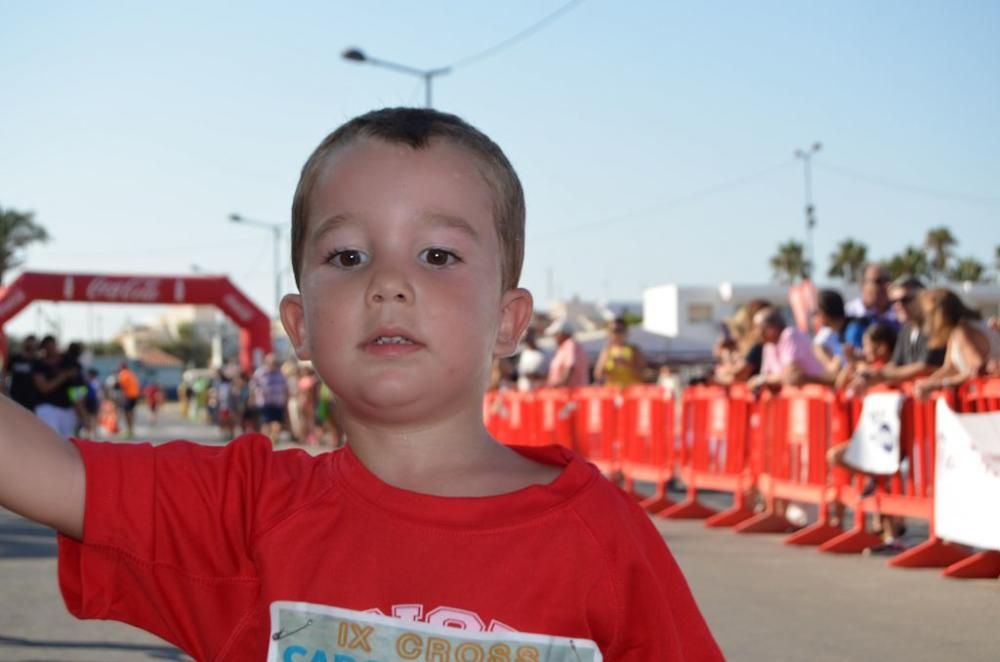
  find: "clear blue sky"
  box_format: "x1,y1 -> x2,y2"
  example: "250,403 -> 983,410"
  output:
2,1 -> 998,341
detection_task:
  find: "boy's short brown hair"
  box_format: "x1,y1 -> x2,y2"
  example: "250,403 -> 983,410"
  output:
290,107 -> 525,292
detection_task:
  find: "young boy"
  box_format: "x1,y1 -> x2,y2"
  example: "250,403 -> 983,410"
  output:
0,108 -> 722,661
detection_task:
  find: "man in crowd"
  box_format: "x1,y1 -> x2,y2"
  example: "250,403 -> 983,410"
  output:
546,319 -> 590,388
847,276 -> 945,393
748,307 -> 827,390
32,336 -> 82,437
251,353 -> 289,443
117,361 -> 141,438
845,263 -> 897,325
3,335 -> 39,410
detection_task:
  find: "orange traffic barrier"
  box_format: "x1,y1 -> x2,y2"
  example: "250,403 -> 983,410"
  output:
534,388 -> 576,450
735,385 -> 841,542
571,386 -> 622,476
619,384 -> 676,513
659,385 -> 756,527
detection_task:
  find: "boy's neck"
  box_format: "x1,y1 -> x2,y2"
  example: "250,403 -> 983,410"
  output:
341,409 -> 561,497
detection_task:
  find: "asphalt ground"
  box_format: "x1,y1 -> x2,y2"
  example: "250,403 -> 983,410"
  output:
1,404 -> 996,661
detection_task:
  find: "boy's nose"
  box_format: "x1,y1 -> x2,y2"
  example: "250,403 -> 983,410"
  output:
366,271 -> 414,305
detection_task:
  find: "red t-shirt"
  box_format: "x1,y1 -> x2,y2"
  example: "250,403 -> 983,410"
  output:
58,435 -> 722,661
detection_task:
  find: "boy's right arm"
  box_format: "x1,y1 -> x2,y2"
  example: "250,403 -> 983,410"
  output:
0,395 -> 85,539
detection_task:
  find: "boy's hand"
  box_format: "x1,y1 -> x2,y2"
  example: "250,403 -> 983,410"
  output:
0,395 -> 85,539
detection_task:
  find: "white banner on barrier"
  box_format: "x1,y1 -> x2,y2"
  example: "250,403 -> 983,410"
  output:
934,399 -> 1000,551
842,392 -> 903,475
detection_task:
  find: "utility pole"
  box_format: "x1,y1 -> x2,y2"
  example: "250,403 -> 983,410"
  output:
794,142 -> 821,279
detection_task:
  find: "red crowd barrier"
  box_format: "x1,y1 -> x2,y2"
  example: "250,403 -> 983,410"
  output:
485,376 -> 1000,579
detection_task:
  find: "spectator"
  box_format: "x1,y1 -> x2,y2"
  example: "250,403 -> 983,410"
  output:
748,307 -> 827,390
117,361 -> 141,438
295,364 -> 319,445
812,289 -> 848,379
713,299 -> 770,385
31,336 -> 81,437
594,318 -> 644,386
143,380 -> 163,425
847,277 -> 944,393
845,262 -> 896,324
251,353 -> 289,443
545,319 -> 589,387
4,335 -> 39,411
80,368 -> 102,437
515,326 -> 549,392
914,288 -> 1000,398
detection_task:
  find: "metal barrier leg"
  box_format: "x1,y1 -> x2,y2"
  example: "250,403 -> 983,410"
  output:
732,510 -> 794,534
657,497 -> 716,520
887,538 -> 972,568
704,505 -> 755,528
637,485 -> 676,513
784,522 -> 843,546
940,550 -> 1000,579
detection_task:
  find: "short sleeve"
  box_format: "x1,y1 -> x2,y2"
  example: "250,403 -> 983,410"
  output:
58,434 -> 275,660
604,498 -> 725,660
844,320 -> 867,350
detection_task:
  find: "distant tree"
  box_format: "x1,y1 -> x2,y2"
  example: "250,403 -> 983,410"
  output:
88,340 -> 125,356
949,257 -> 987,283
0,205 -> 50,285
155,322 -> 211,367
886,245 -> 930,280
924,226 -> 957,282
769,240 -> 808,284
827,238 -> 868,284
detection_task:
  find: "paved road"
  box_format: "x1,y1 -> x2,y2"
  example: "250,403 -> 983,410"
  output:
1,405 -> 996,661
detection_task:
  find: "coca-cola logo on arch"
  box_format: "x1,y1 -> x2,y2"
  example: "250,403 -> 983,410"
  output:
85,278 -> 162,303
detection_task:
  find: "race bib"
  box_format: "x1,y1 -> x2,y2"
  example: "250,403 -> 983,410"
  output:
267,601 -> 603,662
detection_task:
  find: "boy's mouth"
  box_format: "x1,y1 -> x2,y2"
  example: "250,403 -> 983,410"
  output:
373,335 -> 414,346
362,329 -> 423,356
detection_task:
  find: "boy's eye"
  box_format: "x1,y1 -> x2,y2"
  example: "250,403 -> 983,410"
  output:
327,249 -> 369,269
420,248 -> 460,267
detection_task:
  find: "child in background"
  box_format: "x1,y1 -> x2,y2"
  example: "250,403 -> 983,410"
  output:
0,108 -> 722,660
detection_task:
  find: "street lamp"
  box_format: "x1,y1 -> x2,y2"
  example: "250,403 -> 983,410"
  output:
342,47 -> 451,108
228,213 -> 285,317
794,142 -> 822,279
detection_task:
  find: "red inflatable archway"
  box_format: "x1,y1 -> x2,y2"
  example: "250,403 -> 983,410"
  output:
0,271 -> 272,373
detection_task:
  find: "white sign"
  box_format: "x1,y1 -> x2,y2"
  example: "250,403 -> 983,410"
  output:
934,399 -> 1000,551
842,392 -> 903,476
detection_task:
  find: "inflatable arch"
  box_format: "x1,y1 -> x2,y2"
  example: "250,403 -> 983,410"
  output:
0,271 -> 272,373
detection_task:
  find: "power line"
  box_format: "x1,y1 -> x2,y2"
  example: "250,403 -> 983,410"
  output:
816,162 -> 1000,207
447,0 -> 586,70
531,160 -> 796,240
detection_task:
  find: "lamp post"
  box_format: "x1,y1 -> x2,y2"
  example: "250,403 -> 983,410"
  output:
342,47 -> 451,108
794,142 -> 822,279
228,213 -> 285,317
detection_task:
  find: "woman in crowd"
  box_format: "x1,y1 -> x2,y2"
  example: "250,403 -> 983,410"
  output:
913,288 -> 1000,398
594,318 -> 645,386
712,299 -> 770,385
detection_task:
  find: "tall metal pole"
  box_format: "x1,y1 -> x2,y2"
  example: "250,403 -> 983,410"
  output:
794,142 -> 821,279
272,225 -> 281,317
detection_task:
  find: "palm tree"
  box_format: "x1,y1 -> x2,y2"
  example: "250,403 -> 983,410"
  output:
0,206 -> 49,285
886,245 -> 930,280
949,257 -> 986,283
769,240 -> 808,284
924,226 -> 957,282
826,238 -> 868,284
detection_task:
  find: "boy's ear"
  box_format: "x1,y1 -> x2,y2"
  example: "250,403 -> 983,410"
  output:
279,293 -> 312,361
494,287 -> 534,358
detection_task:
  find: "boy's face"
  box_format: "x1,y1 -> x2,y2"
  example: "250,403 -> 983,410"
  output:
281,138 -> 531,427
